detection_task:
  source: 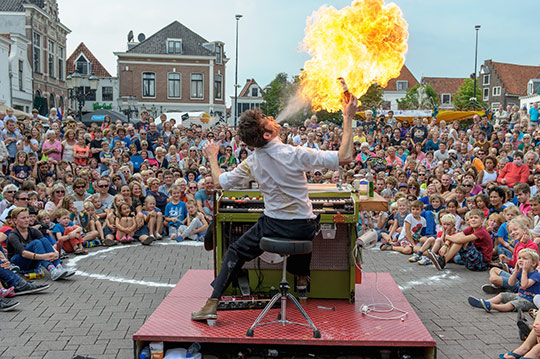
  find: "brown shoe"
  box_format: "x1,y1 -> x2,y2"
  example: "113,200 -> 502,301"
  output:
296,276 -> 309,291
191,298 -> 219,321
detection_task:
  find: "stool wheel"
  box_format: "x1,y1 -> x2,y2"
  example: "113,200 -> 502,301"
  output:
313,329 -> 321,338
246,328 -> 254,337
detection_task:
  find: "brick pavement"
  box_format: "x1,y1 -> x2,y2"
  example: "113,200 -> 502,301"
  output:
1,241 -> 525,359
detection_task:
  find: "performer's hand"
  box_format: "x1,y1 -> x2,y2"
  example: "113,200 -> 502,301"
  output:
343,94 -> 359,119
202,139 -> 219,160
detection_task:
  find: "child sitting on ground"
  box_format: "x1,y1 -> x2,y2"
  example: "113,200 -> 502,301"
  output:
164,185 -> 187,241
381,198 -> 408,244
469,248 -> 540,313
380,200 -> 426,255
34,210 -> 57,249
483,217 -> 539,294
80,201 -> 105,243
177,200 -> 208,241
115,202 -> 137,243
142,195 -> 163,240
52,208 -> 87,255
474,194 -> 490,218
428,209 -> 493,271
496,206 -> 521,259
410,213 -> 457,265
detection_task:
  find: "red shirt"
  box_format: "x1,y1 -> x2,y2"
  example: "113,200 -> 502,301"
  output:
463,226 -> 493,262
508,238 -> 539,268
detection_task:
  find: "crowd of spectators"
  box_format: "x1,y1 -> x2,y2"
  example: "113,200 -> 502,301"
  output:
2,102 -> 540,353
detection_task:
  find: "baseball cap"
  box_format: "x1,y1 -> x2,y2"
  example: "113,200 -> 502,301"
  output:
398,183 -> 408,188
314,169 -> 323,175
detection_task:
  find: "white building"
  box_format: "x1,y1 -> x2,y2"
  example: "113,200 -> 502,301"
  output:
381,64 -> 419,110
520,79 -> 540,110
0,35 -> 13,106
230,78 -> 264,120
8,33 -> 33,112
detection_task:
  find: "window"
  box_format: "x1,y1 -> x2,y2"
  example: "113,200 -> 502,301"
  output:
58,47 -> 64,81
33,33 -> 41,73
18,60 -> 23,91
483,88 -> 489,101
102,86 -> 113,101
492,86 -> 501,97
168,73 -> 181,98
167,40 -> 182,54
214,74 -> 222,100
441,93 -> 451,104
251,87 -> 258,97
483,74 -> 490,85
216,45 -> 222,64
396,80 -> 408,91
491,102 -> 500,109
190,73 -> 203,99
142,72 -> 155,97
75,55 -> 89,75
84,87 -> 96,101
49,93 -> 55,108
48,40 -> 55,77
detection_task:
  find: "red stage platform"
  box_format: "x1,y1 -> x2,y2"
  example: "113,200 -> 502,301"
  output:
133,270 -> 436,358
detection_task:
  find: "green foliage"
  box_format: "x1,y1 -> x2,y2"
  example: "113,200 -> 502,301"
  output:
396,84 -> 439,110
453,78 -> 488,110
359,83 -> 384,110
260,73 -> 291,118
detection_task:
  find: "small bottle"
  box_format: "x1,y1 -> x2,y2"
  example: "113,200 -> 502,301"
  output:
337,77 -> 351,102
358,180 -> 369,198
186,342 -> 201,358
139,347 -> 150,359
24,271 -> 45,280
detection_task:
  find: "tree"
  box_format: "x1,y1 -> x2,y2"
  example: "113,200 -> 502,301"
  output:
453,78 -> 488,110
260,73 -> 291,118
359,83 -> 384,111
396,84 -> 439,110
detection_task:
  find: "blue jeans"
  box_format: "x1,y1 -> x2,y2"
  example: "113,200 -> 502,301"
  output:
0,246 -> 21,287
497,245 -> 513,259
499,270 -> 520,292
11,237 -> 61,271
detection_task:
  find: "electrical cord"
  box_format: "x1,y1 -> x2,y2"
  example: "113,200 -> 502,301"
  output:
353,228 -> 409,321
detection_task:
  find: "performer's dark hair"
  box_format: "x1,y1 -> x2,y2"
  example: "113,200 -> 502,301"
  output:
238,109 -> 268,148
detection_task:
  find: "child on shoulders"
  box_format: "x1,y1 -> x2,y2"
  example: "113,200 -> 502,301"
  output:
469,248 -> 540,313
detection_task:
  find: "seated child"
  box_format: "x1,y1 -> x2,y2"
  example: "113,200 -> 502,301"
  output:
115,203 -> 137,243
485,213 -> 504,259
376,202 -> 397,240
496,206 -> 521,259
380,200 -> 426,255
34,210 -> 58,250
177,200 -> 208,241
142,195 -> 163,240
474,194 -> 490,218
515,182 -> 531,217
164,185 -> 188,241
80,201 -> 105,243
381,198 -> 408,244
483,216 -> 539,294
428,209 -> 493,271
411,213 -> 456,265
469,248 -> 540,313
52,208 -> 87,255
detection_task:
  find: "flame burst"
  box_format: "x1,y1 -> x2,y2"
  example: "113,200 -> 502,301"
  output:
299,0 -> 408,112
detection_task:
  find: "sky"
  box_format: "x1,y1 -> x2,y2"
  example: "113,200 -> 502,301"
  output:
57,0 -> 540,106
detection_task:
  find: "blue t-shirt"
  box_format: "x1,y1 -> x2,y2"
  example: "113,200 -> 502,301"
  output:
164,201 -> 187,228
496,222 -> 510,244
52,221 -> 75,237
195,189 -> 214,214
518,270 -> 540,302
529,107 -> 539,123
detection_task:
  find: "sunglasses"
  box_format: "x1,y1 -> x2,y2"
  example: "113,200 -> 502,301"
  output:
55,190 -> 65,194
75,185 -> 85,189
97,184 -> 108,188
189,186 -> 197,189
464,184 -> 473,187
17,197 -> 29,201
5,190 -> 15,193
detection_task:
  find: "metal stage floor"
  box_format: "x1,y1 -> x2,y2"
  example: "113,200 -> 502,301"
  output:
133,270 -> 436,358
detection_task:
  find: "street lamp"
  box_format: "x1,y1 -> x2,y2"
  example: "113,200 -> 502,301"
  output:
67,73 -> 99,121
473,25 -> 481,110
234,14 -> 243,128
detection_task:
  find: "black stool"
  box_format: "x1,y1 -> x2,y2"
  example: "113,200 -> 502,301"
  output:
246,236 -> 321,338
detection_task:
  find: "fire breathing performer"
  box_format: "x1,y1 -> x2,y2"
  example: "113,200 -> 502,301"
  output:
191,93 -> 358,321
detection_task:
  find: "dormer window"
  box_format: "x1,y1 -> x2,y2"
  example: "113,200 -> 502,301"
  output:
167,39 -> 182,54
75,54 -> 90,75
396,80 -> 408,91
251,87 -> 258,97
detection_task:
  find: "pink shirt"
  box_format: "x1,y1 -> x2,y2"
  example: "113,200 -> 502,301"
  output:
41,140 -> 62,162
508,239 -> 539,268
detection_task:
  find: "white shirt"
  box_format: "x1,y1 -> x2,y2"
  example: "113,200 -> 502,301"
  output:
219,138 -> 339,219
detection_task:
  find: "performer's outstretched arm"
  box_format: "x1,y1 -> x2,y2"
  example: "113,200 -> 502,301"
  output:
338,95 -> 358,165
202,140 -> 222,189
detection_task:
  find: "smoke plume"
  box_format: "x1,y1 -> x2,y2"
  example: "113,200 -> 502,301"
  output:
275,92 -> 309,123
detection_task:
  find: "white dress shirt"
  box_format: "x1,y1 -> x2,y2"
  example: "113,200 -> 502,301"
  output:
219,138 -> 339,219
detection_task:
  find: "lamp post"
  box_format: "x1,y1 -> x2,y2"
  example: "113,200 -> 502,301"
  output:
67,73 -> 99,121
473,25 -> 481,110
234,14 -> 243,128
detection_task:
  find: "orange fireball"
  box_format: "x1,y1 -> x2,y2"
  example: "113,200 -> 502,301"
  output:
299,0 -> 408,112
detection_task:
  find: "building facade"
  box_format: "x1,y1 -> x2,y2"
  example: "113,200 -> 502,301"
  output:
381,64 -> 418,110
66,42 -> 118,115
115,21 -> 227,120
0,35 -> 12,107
421,77 -> 466,110
0,0 -> 70,115
230,78 -> 264,120
479,59 -> 540,110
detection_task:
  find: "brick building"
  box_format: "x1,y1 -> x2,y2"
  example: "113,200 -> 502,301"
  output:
421,77 -> 466,110
381,64 -> 418,110
0,0 -> 70,115
66,42 -> 118,114
115,21 -> 227,119
479,59 -> 540,109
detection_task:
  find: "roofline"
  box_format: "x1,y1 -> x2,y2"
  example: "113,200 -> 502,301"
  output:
8,32 -> 30,43
0,36 -> 14,45
22,4 -> 71,34
114,52 -> 216,61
